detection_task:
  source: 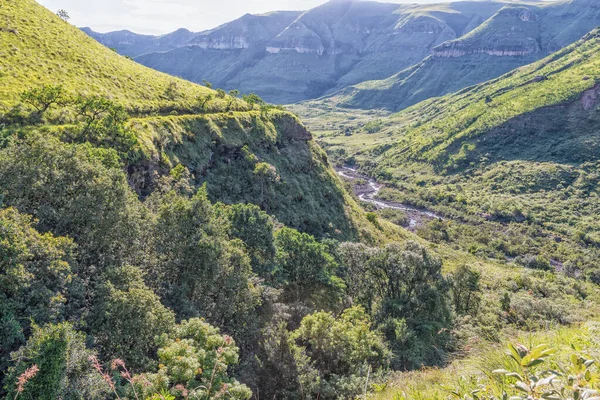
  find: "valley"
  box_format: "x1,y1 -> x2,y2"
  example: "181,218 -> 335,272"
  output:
3,0 -> 600,399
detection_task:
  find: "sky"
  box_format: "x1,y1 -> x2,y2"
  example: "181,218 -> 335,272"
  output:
36,0 -> 441,35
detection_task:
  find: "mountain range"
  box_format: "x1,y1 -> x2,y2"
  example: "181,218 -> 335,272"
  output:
82,0 -> 600,108
77,0 -> 515,104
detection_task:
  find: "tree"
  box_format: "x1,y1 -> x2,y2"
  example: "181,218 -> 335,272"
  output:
451,265 -> 482,315
274,227 -> 344,316
75,96 -> 128,132
133,318 -> 252,400
227,90 -> 240,111
0,133 -> 144,271
215,89 -> 227,99
253,162 -> 279,208
87,266 -> 176,371
0,208 -> 75,372
218,203 -> 276,278
340,241 -> 452,369
20,85 -> 66,115
164,81 -> 179,100
374,242 -> 452,369
4,323 -> 109,400
196,93 -> 214,112
148,188 -> 262,337
202,80 -> 213,89
242,93 -> 266,108
338,242 -> 379,314
56,9 -> 70,21
290,307 -> 390,399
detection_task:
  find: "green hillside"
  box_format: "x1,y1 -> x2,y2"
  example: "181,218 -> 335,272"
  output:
0,0 -> 375,241
3,2 -> 600,400
0,0 -> 213,113
320,27 -> 600,275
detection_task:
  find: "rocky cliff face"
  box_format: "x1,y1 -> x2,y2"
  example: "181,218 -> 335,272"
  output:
189,11 -> 301,51
324,0 -> 600,112
433,6 -> 541,58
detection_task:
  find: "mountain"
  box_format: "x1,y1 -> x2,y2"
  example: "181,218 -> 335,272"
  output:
319,27 -> 600,270
328,0 -> 600,111
86,0 -> 507,104
80,27 -> 199,58
0,0 -> 376,241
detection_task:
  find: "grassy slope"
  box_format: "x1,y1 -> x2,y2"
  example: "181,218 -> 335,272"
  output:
375,322 -> 600,399
0,0 -> 399,242
0,0 -> 214,113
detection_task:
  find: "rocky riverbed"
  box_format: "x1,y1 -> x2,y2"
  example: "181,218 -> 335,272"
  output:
336,166 -> 444,230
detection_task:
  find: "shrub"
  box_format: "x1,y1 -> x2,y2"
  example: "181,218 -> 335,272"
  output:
4,323 -> 109,399
133,318 -> 252,400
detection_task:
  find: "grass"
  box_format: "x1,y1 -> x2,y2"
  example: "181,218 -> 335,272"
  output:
374,322 -> 600,400
0,0 -> 212,113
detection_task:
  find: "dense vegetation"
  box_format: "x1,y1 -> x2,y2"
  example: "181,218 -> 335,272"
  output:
294,25 -> 600,398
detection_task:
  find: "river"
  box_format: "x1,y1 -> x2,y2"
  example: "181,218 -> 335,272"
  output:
336,166 -> 444,229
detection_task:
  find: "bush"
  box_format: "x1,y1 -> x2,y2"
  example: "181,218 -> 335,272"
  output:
133,318 -> 252,400
4,323 -> 109,399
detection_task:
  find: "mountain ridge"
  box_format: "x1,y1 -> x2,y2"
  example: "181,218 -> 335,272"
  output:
83,0 -> 510,103
325,0 -> 600,111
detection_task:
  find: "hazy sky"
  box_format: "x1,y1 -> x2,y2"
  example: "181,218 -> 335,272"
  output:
36,0 -> 441,35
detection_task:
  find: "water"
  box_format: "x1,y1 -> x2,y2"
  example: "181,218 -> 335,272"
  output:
336,166 -> 444,229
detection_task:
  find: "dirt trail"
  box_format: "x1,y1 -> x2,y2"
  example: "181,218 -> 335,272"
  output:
336,166 -> 444,229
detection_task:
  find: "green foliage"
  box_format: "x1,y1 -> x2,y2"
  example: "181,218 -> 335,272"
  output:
364,119 -> 383,134
366,212 -> 382,229
69,95 -> 140,159
0,133 -> 144,270
290,307 -> 390,399
242,93 -> 266,108
451,265 -> 482,316
87,266 -> 176,371
340,241 -> 452,369
0,208 -> 75,370
134,318 -> 252,400
148,188 -> 262,340
448,341 -> 600,400
218,203 -> 276,278
19,85 -> 67,115
274,227 -> 344,314
4,323 -> 109,400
